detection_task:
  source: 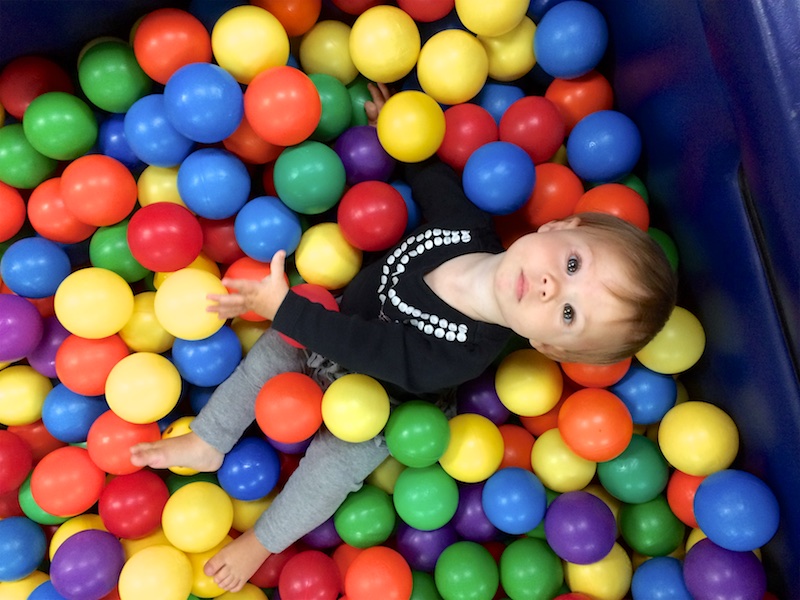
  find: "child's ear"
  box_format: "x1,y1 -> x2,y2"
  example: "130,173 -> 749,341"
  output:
537,216 -> 581,233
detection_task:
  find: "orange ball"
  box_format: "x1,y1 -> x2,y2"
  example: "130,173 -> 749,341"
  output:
666,469 -> 704,529
574,183 -> 649,232
60,155 -> 138,227
545,70 -> 614,133
30,446 -> 106,517
223,257 -> 274,322
55,334 -> 131,396
345,546 -> 413,600
250,0 -> 322,37
560,357 -> 632,388
558,388 -> 633,462
498,424 -> 535,471
256,372 -> 323,444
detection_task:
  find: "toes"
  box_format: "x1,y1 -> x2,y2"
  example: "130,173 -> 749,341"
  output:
204,556 -> 223,578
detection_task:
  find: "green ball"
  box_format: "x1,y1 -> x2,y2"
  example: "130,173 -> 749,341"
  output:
165,472 -> 219,494
23,91 -> 98,160
648,227 -> 680,272
334,484 -> 395,548
79,40 -> 152,113
347,76 -> 373,127
18,475 -> 69,526
619,172 -> 649,203
597,434 -> 669,504
273,140 -> 346,214
0,123 -> 58,188
393,464 -> 458,531
411,571 -> 444,600
89,221 -> 151,283
434,541 -> 499,600
619,494 -> 685,557
310,73 -> 353,143
385,400 -> 450,468
500,538 -> 563,600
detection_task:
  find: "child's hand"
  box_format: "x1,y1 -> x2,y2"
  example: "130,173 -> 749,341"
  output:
208,250 -> 290,321
365,82 -> 392,127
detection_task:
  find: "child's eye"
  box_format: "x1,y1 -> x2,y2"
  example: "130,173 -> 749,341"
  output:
567,255 -> 580,274
563,303 -> 575,324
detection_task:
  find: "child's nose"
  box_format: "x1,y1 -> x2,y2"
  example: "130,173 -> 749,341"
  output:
540,274 -> 558,300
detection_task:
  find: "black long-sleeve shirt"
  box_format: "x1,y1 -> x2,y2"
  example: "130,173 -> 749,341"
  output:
271,160 -> 513,397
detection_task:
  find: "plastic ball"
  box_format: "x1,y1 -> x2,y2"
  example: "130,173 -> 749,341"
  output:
1,238 -> 71,300
27,176 -> 97,243
98,111 -> 144,171
0,430 -> 33,495
40,384 -> 106,444
417,29 -> 489,105
302,517 -> 342,550
251,0 -> 321,37
439,413 -> 504,483
333,125 -> 396,186
619,494 -> 685,557
566,109 -> 642,183
334,484 -> 396,548
563,542 -> 632,600
0,124 -> 58,189
54,267 -> 135,339
683,539 -> 767,600
299,20 -> 359,85
349,6 -> 420,83
0,571 -> 50,600
124,94 -> 196,167
545,69 -> 614,133
560,357 -> 630,388
273,140 -> 347,214
0,55 -> 74,120
666,469 -> 704,529
117,543 -> 193,600
78,39 -> 152,113
452,481 -> 500,543
136,164 -> 181,207
500,537 -> 564,600
22,92 -> 97,161
456,367 -> 511,425
384,400 -> 450,468
597,434 -> 669,504
322,373 -> 390,443
50,530 -> 124,600
609,363 -> 677,425
54,334 -> 130,397
308,73 -> 353,143
217,437 -> 281,502
478,16 -> 537,82
455,0 -> 528,37
153,267 -> 228,340
393,464 -> 459,532
98,469 -> 169,539
133,8 -> 212,85
162,481 -> 233,553
376,90 -> 446,163
104,352 -> 182,424
30,446 -> 105,517
530,428 -> 596,492
211,5 -> 289,85
631,556 -> 692,600
172,325 -> 241,387
499,97 -> 565,168
657,401 -> 739,477
60,153 -> 138,227
345,546 -> 413,600
294,222 -> 362,290
222,113 -> 284,165
395,522 -> 458,572
88,220 -> 150,283
534,1 -> 608,79
163,62 -> 243,144
278,550 -> 342,600
437,103 -> 498,172
234,195 -> 303,262
0,294 -> 44,363
434,541 -> 499,600
0,181 -> 26,242
463,140 -> 536,215
495,349 -> 563,416
575,183 -> 649,231
0,516 -> 47,582
127,202 -> 203,272
337,181 -> 408,252
397,0 -> 455,23
481,467 -> 546,534
636,306 -> 706,374
544,490 -> 616,564
558,388 -> 633,462
25,316 -> 69,379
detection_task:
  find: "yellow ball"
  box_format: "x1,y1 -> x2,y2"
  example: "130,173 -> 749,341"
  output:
0,365 -> 53,426
137,165 -> 183,207
636,306 -> 705,374
322,373 -> 390,443
0,571 -> 49,600
118,544 -> 193,600
657,401 -> 739,476
455,0 -> 529,37
162,416 -> 199,476
211,5 -> 290,84
154,252 -> 221,289
494,349 -> 563,416
564,543 -> 633,600
530,428 -> 596,492
685,527 -> 707,552
478,16 -> 537,82
50,514 -> 107,560
162,482 -> 234,554
55,267 -> 135,339
349,5 -> 420,83
154,268 -> 228,341
438,413 -> 504,483
218,584 -> 269,600
120,527 -> 171,560
119,291 -> 176,354
299,20 -> 359,85
231,492 -> 276,533
187,537 -> 232,598
294,222 -> 362,290
376,90 -> 445,163
230,318 -> 270,354
105,352 -> 182,424
417,29 -> 489,105
366,455 -> 407,495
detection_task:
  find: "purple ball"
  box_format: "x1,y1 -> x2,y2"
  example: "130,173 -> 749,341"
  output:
683,539 -> 767,600
0,294 -> 44,362
396,521 -> 458,572
268,433 -> 314,455
50,530 -> 125,600
456,367 -> 511,425
334,125 -> 396,185
544,491 -> 617,564
301,516 -> 343,549
452,482 -> 501,543
26,316 -> 70,378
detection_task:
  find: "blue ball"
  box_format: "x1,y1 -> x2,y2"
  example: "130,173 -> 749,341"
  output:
29,580 -> 69,600
0,236 -> 71,299
0,516 -> 47,582
534,0 -> 608,79
473,82 -> 525,125
98,113 -> 144,171
566,109 -> 642,182
481,467 -> 547,535
631,556 -> 692,600
124,94 -> 195,167
462,141 -> 535,215
189,384 -> 216,415
234,195 -> 302,261
218,436 -> 281,501
171,325 -> 242,387
610,364 -> 677,425
41,384 -> 107,444
164,62 -> 244,143
390,180 -> 421,234
177,148 -> 251,219
694,469 -> 780,552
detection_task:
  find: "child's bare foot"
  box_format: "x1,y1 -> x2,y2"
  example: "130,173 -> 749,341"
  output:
204,528 -> 271,592
129,432 -> 224,473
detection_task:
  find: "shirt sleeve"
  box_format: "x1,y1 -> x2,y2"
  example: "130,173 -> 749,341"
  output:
403,159 -> 489,225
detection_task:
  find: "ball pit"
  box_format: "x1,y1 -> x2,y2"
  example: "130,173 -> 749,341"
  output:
0,2 -> 790,599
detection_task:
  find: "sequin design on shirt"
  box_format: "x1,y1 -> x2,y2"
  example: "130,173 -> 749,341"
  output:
377,228 -> 471,343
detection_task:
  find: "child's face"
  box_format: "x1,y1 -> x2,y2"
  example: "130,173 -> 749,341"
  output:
494,218 -> 634,359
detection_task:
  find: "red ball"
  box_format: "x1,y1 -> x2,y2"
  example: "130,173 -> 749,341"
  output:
244,66 -> 322,146
345,546 -> 413,600
337,181 -> 408,252
30,446 -> 106,517
127,202 -> 203,272
558,388 -> 633,462
499,96 -> 566,165
198,216 -> 246,265
98,469 -> 170,539
574,183 -> 650,231
55,334 -> 131,396
0,55 -> 74,120
0,488 -> 24,518
27,177 -> 97,243
279,550 -> 342,600
560,357 -> 632,388
330,0 -> 384,15
437,103 -> 499,172
397,0 -> 454,22
0,429 -> 34,494
249,544 -> 302,589
60,155 -> 138,227
7,420 -> 66,463
279,283 -> 340,348
666,469 -> 704,529
223,257 -> 274,322
545,70 -> 614,133
223,113 -> 284,165
0,181 -> 27,243
250,0 -> 322,37
256,372 -> 324,444
86,410 -> 162,475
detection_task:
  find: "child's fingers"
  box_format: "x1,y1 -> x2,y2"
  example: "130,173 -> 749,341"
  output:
270,250 -> 286,276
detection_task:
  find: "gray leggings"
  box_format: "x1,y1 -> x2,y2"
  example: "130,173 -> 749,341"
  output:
191,327 -> 390,553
